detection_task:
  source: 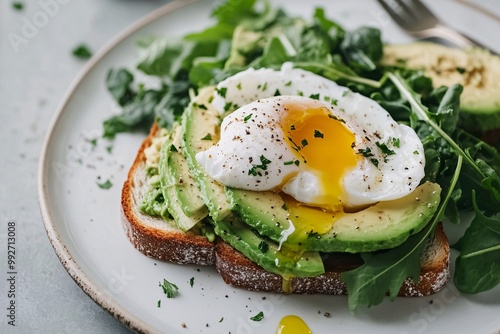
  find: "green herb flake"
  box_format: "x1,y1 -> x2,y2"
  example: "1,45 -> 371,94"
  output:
285,81 -> 292,86
261,82 -> 268,91
89,138 -> 98,147
376,141 -> 396,156
170,144 -> 178,152
309,93 -> 320,100
294,160 -> 300,166
106,145 -> 113,154
290,124 -> 296,131
224,102 -> 232,112
331,99 -> 338,105
201,133 -> 213,141
314,130 -> 324,138
342,90 -> 349,97
157,300 -> 161,308
236,83 -> 242,90
244,114 -> 253,123
413,150 -> 419,155
456,67 -> 466,74
328,114 -> 345,123
97,179 -> 113,190
297,90 -> 304,96
159,278 -> 178,298
392,138 -> 400,148
248,155 -> 272,176
357,147 -> 374,158
370,158 -> 379,167
281,203 -> 288,210
189,277 -> 194,288
219,317 -> 224,323
301,139 -> 308,147
197,104 -> 208,110
12,2 -> 24,10
274,89 -> 281,96
72,44 -> 93,60
283,161 -> 294,166
250,311 -> 264,321
216,87 -> 227,98
258,241 -> 269,253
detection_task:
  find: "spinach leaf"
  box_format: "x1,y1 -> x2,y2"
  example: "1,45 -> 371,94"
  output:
106,68 -> 135,106
340,27 -> 383,72
454,193 -> 500,293
103,86 -> 166,139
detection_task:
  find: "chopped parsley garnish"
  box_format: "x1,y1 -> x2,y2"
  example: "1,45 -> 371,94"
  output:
89,138 -> 98,147
244,114 -> 253,123
331,98 -> 338,105
342,90 -> 349,97
170,144 -> 178,152
301,139 -> 308,147
371,158 -> 379,167
97,179 -> 112,189
201,133 -> 212,141
290,124 -> 296,130
274,89 -> 281,96
219,317 -> 224,323
328,114 -> 345,123
281,203 -> 288,210
262,82 -> 268,91
106,145 -> 113,154
197,103 -> 208,110
376,141 -> 396,156
189,277 -> 194,287
456,67 -> 466,74
12,2 -> 24,10
72,44 -> 92,59
285,81 -> 292,86
294,160 -> 300,166
309,93 -> 320,100
297,90 -> 304,96
314,130 -> 324,138
224,101 -> 232,112
157,300 -> 161,308
283,160 -> 294,166
216,87 -> 227,97
248,155 -> 272,176
250,311 -> 264,321
357,147 -> 374,158
392,137 -> 400,148
413,150 -> 419,155
159,278 -> 178,298
236,82 -> 242,90
258,241 -> 269,253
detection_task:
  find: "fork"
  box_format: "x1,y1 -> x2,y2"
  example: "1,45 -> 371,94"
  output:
376,0 -> 495,52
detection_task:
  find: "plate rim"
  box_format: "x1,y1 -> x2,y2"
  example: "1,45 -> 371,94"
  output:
37,1 -> 199,333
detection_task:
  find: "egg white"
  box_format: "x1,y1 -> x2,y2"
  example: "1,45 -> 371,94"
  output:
196,64 -> 425,208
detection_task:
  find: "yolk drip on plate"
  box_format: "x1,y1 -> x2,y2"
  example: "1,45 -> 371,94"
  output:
280,103 -> 358,210
276,315 -> 312,334
279,103 -> 358,244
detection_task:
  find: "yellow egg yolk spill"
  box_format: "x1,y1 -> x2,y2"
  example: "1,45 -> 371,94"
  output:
280,104 -> 358,211
276,315 -> 312,334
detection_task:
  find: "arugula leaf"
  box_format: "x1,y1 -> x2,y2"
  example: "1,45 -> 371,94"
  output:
342,156 -> 462,312
106,68 -> 135,106
212,0 -> 257,25
454,192 -> 500,293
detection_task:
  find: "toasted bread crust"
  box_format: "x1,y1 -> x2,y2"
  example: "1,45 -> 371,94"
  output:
215,224 -> 449,296
121,124 -> 215,265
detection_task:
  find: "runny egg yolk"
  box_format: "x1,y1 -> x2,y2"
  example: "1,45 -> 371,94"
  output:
279,103 -> 358,243
280,103 -> 358,209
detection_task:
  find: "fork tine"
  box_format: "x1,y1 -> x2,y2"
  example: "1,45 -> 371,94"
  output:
375,0 -> 407,26
410,0 -> 437,18
393,0 -> 419,20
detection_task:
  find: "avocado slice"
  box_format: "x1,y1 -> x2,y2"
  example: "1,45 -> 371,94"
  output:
181,87 -> 232,221
158,125 -> 208,231
213,216 -> 324,278
382,42 -> 500,132
228,181 -> 441,253
168,124 -> 207,217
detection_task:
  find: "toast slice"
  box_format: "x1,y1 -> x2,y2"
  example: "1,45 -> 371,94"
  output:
121,124 -> 449,296
121,124 -> 215,265
215,223 -> 449,296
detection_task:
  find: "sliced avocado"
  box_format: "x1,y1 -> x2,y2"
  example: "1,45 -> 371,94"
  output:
304,181 -> 441,253
168,124 -> 207,217
225,187 -> 292,243
159,126 -> 208,231
213,216 -> 324,278
228,181 -> 441,253
181,87 -> 232,221
382,42 -> 500,132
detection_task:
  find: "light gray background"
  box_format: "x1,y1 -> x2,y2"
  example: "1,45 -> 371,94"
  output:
1,0 -> 500,333
1,1 -> 170,333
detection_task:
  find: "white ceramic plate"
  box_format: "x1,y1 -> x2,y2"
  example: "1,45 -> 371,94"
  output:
39,0 -> 500,333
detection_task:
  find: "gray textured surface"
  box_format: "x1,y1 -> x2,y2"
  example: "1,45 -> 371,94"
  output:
0,1 -> 170,332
